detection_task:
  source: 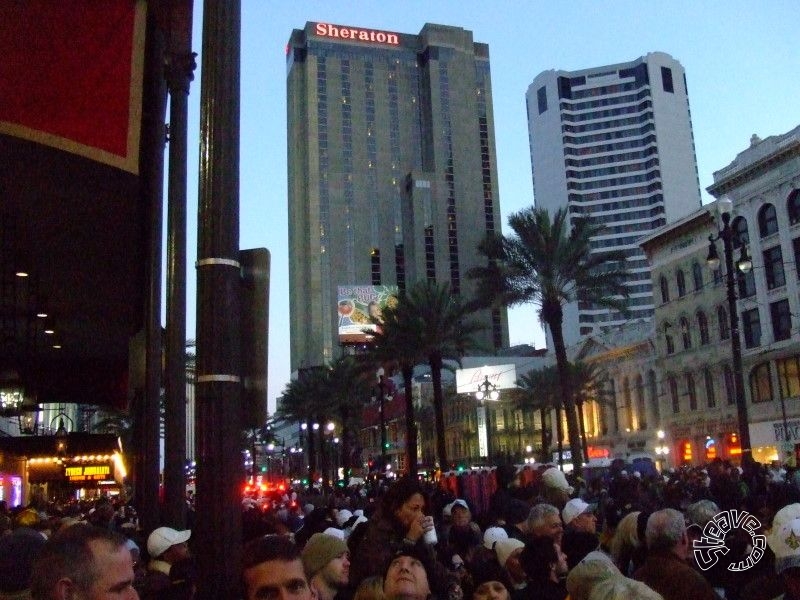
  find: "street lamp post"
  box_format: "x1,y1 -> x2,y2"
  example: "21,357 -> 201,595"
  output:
707,195 -> 753,462
475,376 -> 499,462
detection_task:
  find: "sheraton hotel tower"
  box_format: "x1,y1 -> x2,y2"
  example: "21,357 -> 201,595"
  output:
287,22 -> 509,371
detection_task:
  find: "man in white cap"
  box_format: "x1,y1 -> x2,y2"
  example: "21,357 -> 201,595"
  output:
561,498 -> 599,570
141,526 -> 191,595
562,498 -> 597,535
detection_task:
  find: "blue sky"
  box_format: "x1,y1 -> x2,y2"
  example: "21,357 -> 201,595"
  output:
178,1 -> 799,412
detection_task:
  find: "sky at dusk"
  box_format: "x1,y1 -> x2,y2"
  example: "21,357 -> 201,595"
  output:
176,1 -> 799,412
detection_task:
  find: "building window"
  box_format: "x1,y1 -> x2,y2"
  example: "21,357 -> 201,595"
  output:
732,216 -> 749,249
788,190 -> 800,225
660,275 -> 670,303
664,323 -> 675,355
737,269 -> 757,299
764,246 -> 786,289
771,299 -> 792,341
648,370 -> 659,421
758,203 -> 778,237
742,308 -> 761,348
795,238 -> 800,274
777,355 -> 800,399
537,85 -> 547,114
680,317 -> 691,349
717,306 -> 730,340
677,270 -> 686,297
395,244 -> 406,291
636,374 -> 646,430
608,379 -> 618,433
686,374 -> 697,410
623,377 -> 633,431
370,248 -> 381,285
723,364 -> 734,405
692,261 -> 703,292
698,311 -> 710,345
661,66 -> 674,93
669,377 -> 679,413
749,362 -> 772,403
704,368 -> 716,408
775,354 -> 800,398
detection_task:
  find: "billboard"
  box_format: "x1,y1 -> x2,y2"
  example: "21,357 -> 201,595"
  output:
337,285 -> 398,343
456,364 -> 518,395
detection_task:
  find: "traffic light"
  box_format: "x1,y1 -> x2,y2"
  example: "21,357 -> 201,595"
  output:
383,441 -> 391,449
260,466 -> 267,473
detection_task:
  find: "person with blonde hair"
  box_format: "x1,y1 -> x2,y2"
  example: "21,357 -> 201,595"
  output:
588,573 -> 664,600
609,511 -> 644,576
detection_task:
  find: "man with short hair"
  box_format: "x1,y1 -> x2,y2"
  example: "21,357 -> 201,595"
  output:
382,553 -> 432,600
632,508 -> 720,600
301,533 -> 351,600
30,523 -> 138,600
527,504 -> 563,545
242,535 -> 314,600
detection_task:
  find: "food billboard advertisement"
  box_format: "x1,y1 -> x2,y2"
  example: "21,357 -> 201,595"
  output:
337,285 -> 398,343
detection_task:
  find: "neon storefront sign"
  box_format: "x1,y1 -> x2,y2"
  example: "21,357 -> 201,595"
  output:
314,23 -> 400,46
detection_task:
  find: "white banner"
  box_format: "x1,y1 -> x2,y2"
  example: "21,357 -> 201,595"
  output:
456,364 -> 517,395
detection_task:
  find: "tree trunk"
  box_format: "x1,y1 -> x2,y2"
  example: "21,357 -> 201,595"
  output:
540,407 -> 550,463
544,301 -> 585,475
577,400 -> 589,466
555,405 -> 563,469
430,353 -> 448,469
402,364 -> 418,477
340,405 -> 351,485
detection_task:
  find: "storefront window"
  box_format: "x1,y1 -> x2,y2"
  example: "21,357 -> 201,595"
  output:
749,362 -> 773,403
778,355 -> 800,399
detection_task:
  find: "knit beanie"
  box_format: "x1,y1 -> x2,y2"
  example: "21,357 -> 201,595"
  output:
495,538 -> 525,568
302,533 -> 349,578
541,467 -> 574,494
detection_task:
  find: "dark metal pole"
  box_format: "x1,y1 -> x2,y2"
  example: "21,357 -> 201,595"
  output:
195,0 -> 242,597
136,9 -> 168,535
163,5 -> 196,529
721,212 -> 753,461
379,376 -> 387,468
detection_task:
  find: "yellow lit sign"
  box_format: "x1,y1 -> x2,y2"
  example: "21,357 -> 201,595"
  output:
65,464 -> 111,482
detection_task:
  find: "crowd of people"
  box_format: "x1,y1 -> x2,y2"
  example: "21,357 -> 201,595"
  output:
4,456 -> 800,599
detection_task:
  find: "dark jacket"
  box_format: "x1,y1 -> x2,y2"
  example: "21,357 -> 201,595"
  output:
349,511 -> 453,598
633,550 -> 722,600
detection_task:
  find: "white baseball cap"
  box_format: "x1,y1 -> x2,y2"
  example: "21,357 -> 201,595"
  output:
562,498 -> 592,526
483,526 -> 508,550
146,527 -> 191,558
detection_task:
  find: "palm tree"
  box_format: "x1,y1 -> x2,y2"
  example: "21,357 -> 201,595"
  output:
276,368 -> 328,487
400,281 -> 484,469
325,355 -> 373,483
514,368 -> 561,464
571,361 -> 614,464
468,206 -> 627,474
366,297 -> 427,477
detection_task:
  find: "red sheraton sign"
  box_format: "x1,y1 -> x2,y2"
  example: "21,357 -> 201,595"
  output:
314,23 -> 400,46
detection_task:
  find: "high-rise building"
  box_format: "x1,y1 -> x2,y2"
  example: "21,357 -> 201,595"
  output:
287,22 -> 509,371
526,52 -> 702,346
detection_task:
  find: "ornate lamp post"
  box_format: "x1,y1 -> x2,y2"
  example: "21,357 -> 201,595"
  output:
475,376 -> 499,461
706,195 -> 753,462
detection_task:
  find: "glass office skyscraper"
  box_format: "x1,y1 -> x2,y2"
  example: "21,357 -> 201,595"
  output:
287,22 -> 509,371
